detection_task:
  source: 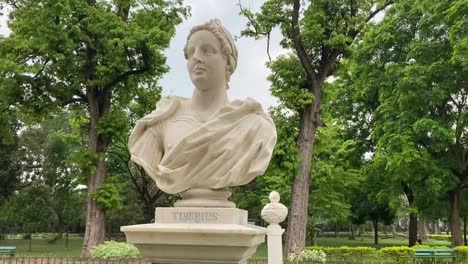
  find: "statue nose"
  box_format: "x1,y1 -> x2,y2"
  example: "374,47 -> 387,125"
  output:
192,49 -> 203,62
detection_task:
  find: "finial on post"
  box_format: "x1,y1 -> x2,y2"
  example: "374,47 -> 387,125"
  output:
261,191 -> 288,264
261,191 -> 288,225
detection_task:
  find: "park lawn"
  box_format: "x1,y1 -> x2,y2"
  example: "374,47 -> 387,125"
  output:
0,237 -> 269,259
0,237 -> 83,257
0,235 -> 451,258
315,236 -> 451,248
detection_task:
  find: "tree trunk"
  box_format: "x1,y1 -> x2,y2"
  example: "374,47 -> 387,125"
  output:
29,233 -> 32,251
350,225 -> 356,240
464,216 -> 467,246
57,216 -> 65,239
402,183 -> 417,246
334,224 -> 338,238
418,216 -> 427,240
392,224 -> 398,238
66,231 -> 69,248
373,219 -> 379,245
312,230 -> 318,246
285,101 -> 320,255
408,213 -> 418,246
81,86 -> 111,257
434,220 -> 440,234
449,190 -> 463,247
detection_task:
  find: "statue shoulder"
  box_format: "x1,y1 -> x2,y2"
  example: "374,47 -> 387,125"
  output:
141,96 -> 188,127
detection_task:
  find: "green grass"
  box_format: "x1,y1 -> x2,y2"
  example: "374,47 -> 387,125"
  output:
0,237 -> 83,257
0,235 -> 451,259
315,236 -> 451,248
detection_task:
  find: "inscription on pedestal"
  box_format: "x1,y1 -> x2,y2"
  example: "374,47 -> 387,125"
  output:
172,211 -> 220,223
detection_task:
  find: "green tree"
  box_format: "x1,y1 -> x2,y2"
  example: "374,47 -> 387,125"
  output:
3,183 -> 56,251
0,113 -> 19,203
13,111 -> 86,242
240,0 -> 393,253
0,0 -> 189,256
335,0 -> 467,246
106,88 -> 171,223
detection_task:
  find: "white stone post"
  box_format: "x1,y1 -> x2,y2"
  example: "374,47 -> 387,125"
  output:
261,191 -> 288,264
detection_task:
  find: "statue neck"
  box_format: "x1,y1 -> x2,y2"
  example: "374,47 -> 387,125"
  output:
191,86 -> 229,117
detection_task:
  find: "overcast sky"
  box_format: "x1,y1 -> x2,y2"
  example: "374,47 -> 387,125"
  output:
0,1 -> 285,110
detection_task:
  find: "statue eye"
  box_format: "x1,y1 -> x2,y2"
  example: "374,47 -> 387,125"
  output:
203,45 -> 216,55
188,47 -> 195,58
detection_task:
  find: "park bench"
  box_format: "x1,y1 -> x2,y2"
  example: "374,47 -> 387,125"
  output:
414,248 -> 456,263
0,246 -> 16,256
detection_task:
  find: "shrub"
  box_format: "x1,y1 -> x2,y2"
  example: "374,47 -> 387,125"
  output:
379,246 -> 414,264
307,246 -> 378,262
286,249 -> 327,263
454,246 -> 468,262
91,241 -> 140,260
413,245 -> 448,249
428,234 -> 452,241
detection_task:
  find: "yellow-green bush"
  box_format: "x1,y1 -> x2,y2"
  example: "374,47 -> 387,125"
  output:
413,245 -> 448,249
306,246 -> 378,262
454,246 -> 468,262
91,241 -> 140,260
428,234 -> 452,241
378,246 -> 414,264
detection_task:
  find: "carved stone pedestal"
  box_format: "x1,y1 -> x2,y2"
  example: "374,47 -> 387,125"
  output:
121,207 -> 266,264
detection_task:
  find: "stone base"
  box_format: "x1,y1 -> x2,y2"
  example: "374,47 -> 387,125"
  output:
121,208 -> 266,264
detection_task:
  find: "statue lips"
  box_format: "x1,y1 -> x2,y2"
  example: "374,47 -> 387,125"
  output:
193,64 -> 206,75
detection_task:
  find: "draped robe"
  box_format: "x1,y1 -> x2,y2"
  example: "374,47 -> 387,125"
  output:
128,97 -> 277,194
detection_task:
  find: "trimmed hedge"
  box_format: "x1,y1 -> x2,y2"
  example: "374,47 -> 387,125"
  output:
307,245 -> 468,263
307,246 -> 379,262
454,246 -> 468,262
379,246 -> 414,264
91,241 -> 140,260
428,234 -> 452,241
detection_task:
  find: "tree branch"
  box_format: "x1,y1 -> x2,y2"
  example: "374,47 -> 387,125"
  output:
292,0 -> 317,89
238,0 -> 272,61
238,0 -> 269,36
365,1 -> 394,24
349,1 -> 394,41
34,96 -> 86,113
103,67 -> 149,92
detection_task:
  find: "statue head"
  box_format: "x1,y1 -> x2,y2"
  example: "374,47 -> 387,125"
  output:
184,19 -> 238,90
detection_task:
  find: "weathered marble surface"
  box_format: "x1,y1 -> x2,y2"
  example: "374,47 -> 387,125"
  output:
128,19 -> 277,196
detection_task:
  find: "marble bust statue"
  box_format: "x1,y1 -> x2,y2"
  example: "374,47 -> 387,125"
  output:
128,19 -> 277,205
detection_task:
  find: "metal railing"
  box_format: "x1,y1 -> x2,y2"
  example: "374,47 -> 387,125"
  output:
0,258 -> 268,264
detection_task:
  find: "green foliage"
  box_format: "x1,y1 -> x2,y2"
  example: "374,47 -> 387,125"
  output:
0,114 -> 20,202
310,118 -> 362,225
286,249 -> 327,264
379,246 -> 414,264
91,176 -> 124,210
307,246 -> 378,262
90,241 -> 139,260
267,55 -> 314,111
3,183 -> 57,233
454,246 -> 468,262
0,3 -> 189,252
95,109 -> 130,143
332,0 -> 468,246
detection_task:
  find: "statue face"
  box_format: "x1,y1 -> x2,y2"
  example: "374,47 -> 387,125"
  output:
186,30 -> 227,90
